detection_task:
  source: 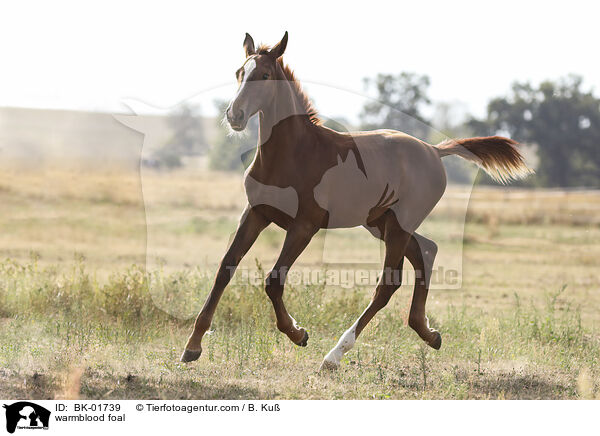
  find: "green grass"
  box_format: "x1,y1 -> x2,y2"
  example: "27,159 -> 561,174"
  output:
0,256 -> 598,400
0,169 -> 599,399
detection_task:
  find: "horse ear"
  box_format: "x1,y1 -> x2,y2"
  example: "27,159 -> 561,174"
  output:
269,31 -> 288,59
243,33 -> 256,57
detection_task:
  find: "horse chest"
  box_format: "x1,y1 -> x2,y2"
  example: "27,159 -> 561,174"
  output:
243,174 -> 299,219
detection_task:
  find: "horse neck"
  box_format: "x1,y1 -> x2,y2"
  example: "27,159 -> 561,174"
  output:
251,67 -> 319,178
258,69 -> 306,147
254,110 -> 305,175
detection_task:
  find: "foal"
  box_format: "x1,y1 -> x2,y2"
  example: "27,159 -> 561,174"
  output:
181,32 -> 532,370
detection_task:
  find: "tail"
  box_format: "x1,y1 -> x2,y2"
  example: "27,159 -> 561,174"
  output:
435,136 -> 534,184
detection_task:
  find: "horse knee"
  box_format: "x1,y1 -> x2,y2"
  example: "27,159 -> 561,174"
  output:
264,270 -> 284,300
265,284 -> 283,305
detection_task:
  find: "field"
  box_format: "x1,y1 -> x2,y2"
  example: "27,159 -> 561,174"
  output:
1,168 -> 599,399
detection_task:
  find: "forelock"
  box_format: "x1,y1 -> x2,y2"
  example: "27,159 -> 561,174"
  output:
256,44 -> 272,55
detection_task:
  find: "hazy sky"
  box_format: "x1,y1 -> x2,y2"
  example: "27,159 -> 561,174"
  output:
2,0 -> 598,122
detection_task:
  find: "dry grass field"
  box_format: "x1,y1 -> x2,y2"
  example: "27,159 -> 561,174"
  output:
1,167 -> 599,399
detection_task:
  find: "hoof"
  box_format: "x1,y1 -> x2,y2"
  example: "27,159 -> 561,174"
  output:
295,330 -> 309,347
180,348 -> 202,363
427,331 -> 442,350
319,359 -> 339,372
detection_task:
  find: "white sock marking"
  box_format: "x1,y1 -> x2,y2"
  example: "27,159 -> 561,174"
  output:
322,317 -> 360,368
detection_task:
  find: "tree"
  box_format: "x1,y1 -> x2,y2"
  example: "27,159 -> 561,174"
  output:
360,72 -> 432,139
469,75 -> 600,187
165,103 -> 207,156
430,101 -> 477,185
149,103 -> 206,169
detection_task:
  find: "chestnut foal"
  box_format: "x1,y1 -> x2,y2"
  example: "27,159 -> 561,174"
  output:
181,32 -> 531,370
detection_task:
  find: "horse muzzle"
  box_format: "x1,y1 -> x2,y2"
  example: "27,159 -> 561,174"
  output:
226,107 -> 247,131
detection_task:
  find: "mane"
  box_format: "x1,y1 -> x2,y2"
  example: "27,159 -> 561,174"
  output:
257,44 -> 322,125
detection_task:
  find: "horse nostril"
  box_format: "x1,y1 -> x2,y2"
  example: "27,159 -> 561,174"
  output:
227,107 -> 245,126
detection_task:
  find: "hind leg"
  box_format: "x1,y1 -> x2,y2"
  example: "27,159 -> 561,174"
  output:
320,212 -> 409,371
405,233 -> 441,349
361,227 -> 442,349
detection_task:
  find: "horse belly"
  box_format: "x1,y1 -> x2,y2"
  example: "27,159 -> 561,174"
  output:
313,150 -> 398,228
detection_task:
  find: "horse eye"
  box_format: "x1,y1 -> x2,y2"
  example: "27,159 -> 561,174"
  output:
262,73 -> 269,80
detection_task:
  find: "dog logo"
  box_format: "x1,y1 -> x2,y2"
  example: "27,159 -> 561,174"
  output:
3,402 -> 50,433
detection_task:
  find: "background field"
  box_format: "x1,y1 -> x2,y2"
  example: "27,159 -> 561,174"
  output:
1,167 -> 599,399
